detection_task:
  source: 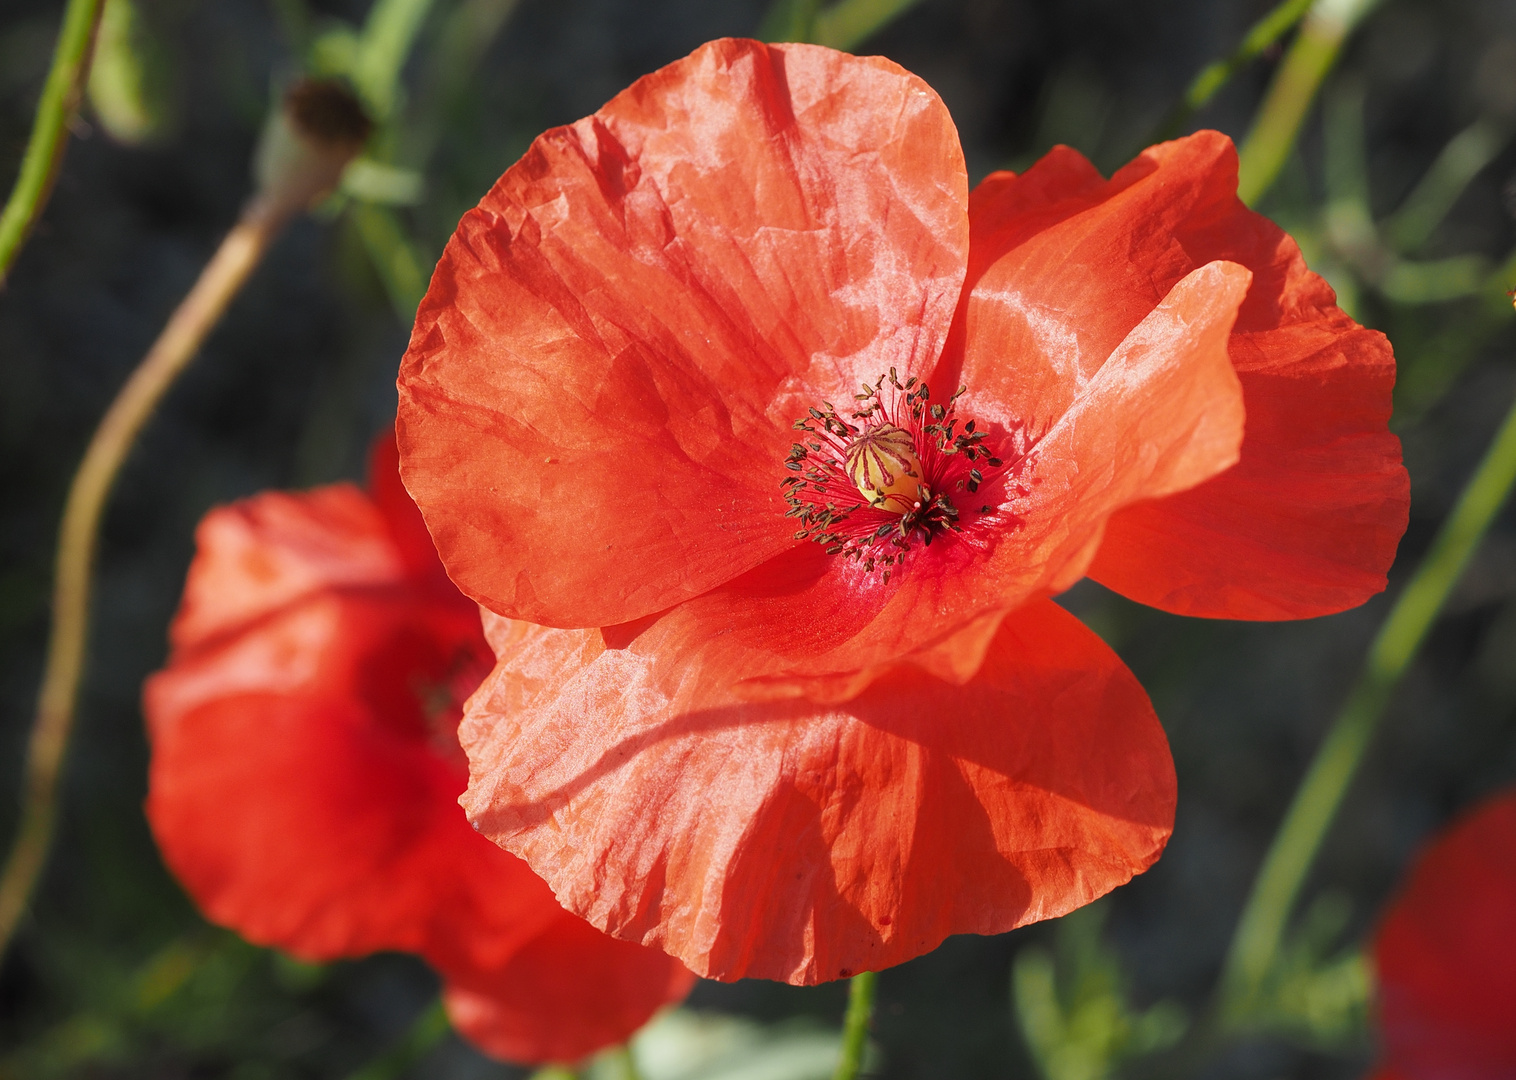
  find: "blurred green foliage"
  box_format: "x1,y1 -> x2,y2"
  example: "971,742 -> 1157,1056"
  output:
1267,70 -> 1515,421
608,1009 -> 856,1080
3,0 -> 1516,1077
1012,904 -> 1186,1080
86,0 -> 178,144
1235,892 -> 1370,1048
0,931 -> 340,1080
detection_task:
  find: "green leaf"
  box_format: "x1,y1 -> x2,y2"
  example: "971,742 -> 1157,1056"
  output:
1011,903 -> 1186,1080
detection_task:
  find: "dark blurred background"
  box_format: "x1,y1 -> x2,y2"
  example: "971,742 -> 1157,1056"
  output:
2,0 -> 1515,1076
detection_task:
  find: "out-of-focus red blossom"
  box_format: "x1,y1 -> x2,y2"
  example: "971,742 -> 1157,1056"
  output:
142,434 -> 693,1065
395,39 -> 1409,984
1369,790 -> 1516,1080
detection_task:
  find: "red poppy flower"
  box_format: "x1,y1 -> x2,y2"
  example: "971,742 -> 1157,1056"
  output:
1369,790 -> 1516,1080
143,434 -> 693,1064
395,39 -> 1408,983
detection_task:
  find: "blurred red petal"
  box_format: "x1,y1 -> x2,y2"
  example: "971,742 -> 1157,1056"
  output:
443,911 -> 696,1065
146,488 -> 545,972
1373,790 -> 1516,1080
368,426 -> 453,587
397,38 -> 969,630
146,689 -> 554,968
165,485 -> 405,651
461,599 -> 1174,984
146,459 -> 693,1060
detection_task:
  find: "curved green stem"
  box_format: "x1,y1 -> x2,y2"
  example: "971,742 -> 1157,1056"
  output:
401,0 -> 522,166
1153,0 -> 1313,143
760,0 -> 821,42
1236,0 -> 1386,206
350,201 -> 428,318
759,0 -> 923,49
354,0 -> 440,120
0,0 -> 107,284
1384,116 -> 1510,254
812,0 -> 924,50
1218,383 -> 1516,1022
832,970 -> 877,1080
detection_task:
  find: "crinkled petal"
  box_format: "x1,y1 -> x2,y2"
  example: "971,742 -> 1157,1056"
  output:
442,911 -> 696,1066
1373,791 -> 1516,1079
460,599 -> 1175,985
1087,307 -> 1407,619
397,38 -> 969,629
944,131 -> 1406,619
593,261 -> 1248,703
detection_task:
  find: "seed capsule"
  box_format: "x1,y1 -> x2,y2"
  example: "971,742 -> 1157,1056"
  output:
843,424 -> 928,513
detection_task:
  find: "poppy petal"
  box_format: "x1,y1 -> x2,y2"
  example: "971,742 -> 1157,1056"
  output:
144,490 -> 552,975
1373,791 -> 1516,1079
397,38 -> 969,629
442,911 -> 697,1066
368,427 -> 455,587
145,687 -> 559,969
166,486 -> 405,650
1086,311 -> 1406,619
944,131 -> 1406,619
585,260 -> 1248,704
460,598 -> 1175,985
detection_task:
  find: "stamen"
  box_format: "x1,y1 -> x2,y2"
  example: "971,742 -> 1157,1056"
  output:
780,370 -> 1028,575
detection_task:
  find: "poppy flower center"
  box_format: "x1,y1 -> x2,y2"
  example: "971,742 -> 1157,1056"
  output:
844,424 -> 929,512
781,371 -> 1004,581
407,641 -> 493,759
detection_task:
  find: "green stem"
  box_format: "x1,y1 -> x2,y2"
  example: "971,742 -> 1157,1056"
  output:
811,0 -> 925,50
832,970 -> 877,1080
1153,0 -> 1314,142
759,0 -> 923,49
1217,384 -> 1516,1022
401,0 -> 522,166
354,0 -> 441,120
759,0 -> 821,43
604,1045 -> 643,1080
0,0 -> 107,285
1236,0 -> 1386,206
1383,116 -> 1509,254
344,997 -> 451,1080
350,201 -> 428,319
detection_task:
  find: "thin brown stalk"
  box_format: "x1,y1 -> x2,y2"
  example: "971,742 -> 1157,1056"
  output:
0,197 -> 286,956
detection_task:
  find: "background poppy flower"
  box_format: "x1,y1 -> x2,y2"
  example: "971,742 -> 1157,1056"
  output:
396,39 -> 1407,984
143,434 -> 694,1064
1369,790 -> 1516,1080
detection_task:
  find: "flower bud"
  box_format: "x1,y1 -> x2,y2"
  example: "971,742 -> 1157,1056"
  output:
252,78 -> 371,222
